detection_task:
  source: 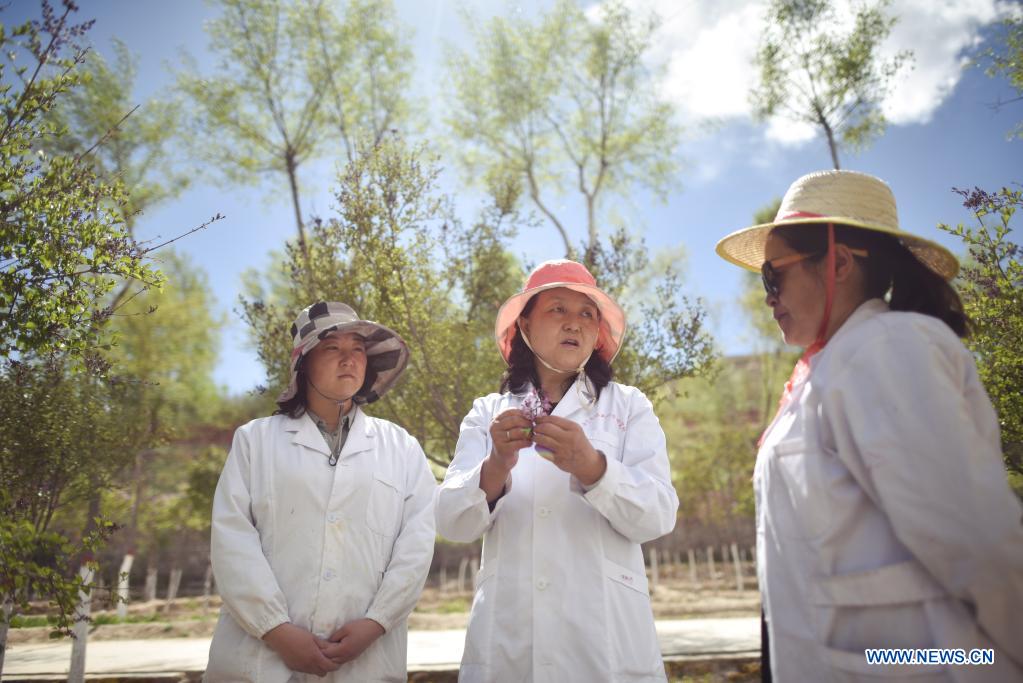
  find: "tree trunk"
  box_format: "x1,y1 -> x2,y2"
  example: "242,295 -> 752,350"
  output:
144,564 -> 158,603
115,554 -> 134,619
0,599 -> 12,675
285,150 -> 310,273
821,118 -> 841,169
68,563 -> 95,683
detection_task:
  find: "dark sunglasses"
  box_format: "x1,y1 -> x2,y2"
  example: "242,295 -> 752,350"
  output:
761,253 -> 816,298
761,248 -> 868,297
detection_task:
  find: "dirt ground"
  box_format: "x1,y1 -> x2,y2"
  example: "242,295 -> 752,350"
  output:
7,572 -> 760,645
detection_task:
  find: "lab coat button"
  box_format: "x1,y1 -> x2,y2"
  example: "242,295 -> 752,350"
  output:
327,513 -> 338,524
323,570 -> 335,581
536,578 -> 549,590
538,507 -> 550,518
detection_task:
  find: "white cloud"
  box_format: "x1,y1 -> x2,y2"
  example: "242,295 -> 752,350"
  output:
881,0 -> 1007,124
613,0 -> 1010,145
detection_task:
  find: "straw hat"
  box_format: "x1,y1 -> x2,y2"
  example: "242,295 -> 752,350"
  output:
279,301 -> 409,405
715,170 -> 959,281
495,259 -> 627,364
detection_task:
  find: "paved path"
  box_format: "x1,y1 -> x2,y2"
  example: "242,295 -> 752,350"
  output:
4,618 -> 759,677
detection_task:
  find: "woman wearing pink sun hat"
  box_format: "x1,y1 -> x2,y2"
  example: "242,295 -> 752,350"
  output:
435,259 -> 679,682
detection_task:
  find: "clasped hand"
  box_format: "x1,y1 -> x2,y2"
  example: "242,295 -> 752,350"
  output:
263,618 -> 384,676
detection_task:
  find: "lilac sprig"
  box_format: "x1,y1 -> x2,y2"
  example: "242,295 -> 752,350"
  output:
521,388 -> 555,457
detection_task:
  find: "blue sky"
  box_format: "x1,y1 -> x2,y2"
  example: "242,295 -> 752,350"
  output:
10,1 -> 1021,394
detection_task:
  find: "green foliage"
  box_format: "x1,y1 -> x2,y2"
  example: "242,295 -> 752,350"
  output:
0,357 -> 147,533
42,39 -> 189,228
751,0 -> 911,168
660,355 -> 789,543
939,187 -> 1023,489
586,228 -> 715,396
0,499 -> 117,637
241,136 -> 521,465
445,0 -> 712,398
298,0 -> 415,161
981,14 -> 1023,138
177,0 -> 414,259
446,0 -> 682,256
0,3 -> 160,362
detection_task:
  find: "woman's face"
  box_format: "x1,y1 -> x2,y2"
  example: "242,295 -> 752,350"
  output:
303,332 -> 368,402
763,232 -> 826,348
519,288 -> 601,371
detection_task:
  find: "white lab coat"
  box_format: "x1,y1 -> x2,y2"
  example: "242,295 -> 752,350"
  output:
757,299 -> 1023,681
205,407 -> 436,682
435,379 -> 678,683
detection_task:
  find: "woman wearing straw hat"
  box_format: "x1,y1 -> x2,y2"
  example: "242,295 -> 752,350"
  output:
716,170 -> 1023,681
206,302 -> 436,682
435,259 -> 679,682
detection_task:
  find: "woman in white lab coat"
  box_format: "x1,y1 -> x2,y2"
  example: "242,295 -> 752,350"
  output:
206,301 -> 436,682
435,259 -> 679,683
715,170 -> 1023,681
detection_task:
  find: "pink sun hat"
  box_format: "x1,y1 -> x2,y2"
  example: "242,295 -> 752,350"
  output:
494,259 -> 627,365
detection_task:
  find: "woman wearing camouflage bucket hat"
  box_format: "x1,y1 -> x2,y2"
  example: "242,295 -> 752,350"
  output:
206,302 -> 436,681
435,259 -> 679,682
716,170 -> 1023,681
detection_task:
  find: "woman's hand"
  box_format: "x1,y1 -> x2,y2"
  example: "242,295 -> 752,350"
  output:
320,618 -> 385,665
488,408 -> 534,468
480,408 -> 533,502
262,622 -> 340,677
533,415 -> 607,486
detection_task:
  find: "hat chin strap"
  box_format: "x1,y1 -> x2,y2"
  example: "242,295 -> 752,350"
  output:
519,327 -> 590,375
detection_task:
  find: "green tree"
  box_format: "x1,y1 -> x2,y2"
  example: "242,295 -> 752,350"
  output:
300,0 -> 414,162
241,136 -> 521,465
447,0 -> 680,261
0,354 -> 147,666
750,0 -> 911,169
178,0 -> 413,270
102,252 -> 223,570
43,39 -> 188,234
939,187 -> 1023,492
0,3 -> 160,364
447,0 -> 712,397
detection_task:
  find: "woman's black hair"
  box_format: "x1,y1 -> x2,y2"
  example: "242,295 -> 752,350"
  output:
772,223 -> 970,338
274,365 -> 309,418
499,294 -> 614,398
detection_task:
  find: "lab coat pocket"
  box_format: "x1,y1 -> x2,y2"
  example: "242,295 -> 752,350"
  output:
772,437 -> 831,540
603,558 -> 661,676
366,471 -> 403,538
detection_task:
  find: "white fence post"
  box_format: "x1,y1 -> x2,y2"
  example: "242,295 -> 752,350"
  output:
687,548 -> 696,584
731,542 -> 744,591
144,566 -> 158,603
203,562 -> 214,615
457,557 -> 470,593
649,548 -> 659,592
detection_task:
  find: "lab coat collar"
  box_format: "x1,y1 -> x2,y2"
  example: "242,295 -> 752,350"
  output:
825,298 -> 889,352
284,406 -> 375,459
